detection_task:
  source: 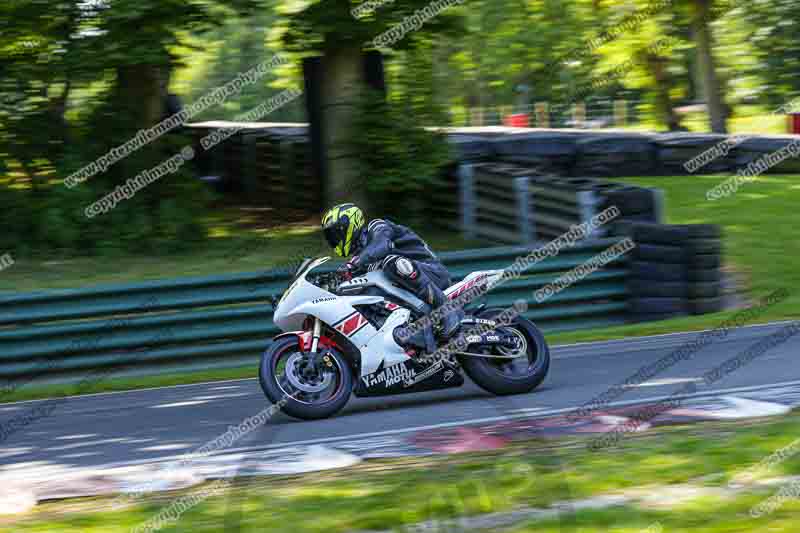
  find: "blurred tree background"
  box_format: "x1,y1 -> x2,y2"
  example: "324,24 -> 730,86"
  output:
0,0 -> 795,257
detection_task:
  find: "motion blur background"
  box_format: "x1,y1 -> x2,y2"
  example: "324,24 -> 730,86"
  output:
1,0 -> 797,268
1,1 -> 800,532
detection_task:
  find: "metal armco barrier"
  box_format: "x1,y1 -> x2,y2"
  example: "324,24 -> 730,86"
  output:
0,239 -> 631,385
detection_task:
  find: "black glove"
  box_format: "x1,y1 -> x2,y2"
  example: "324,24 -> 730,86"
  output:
337,261 -> 355,280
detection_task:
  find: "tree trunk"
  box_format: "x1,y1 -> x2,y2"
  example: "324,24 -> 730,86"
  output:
320,44 -> 369,208
647,54 -> 682,131
50,1 -> 79,161
109,62 -> 169,208
692,0 -> 727,133
48,78 -> 71,167
114,64 -> 168,131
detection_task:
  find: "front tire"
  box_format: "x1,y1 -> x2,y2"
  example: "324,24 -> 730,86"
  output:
259,336 -> 353,420
460,311 -> 550,395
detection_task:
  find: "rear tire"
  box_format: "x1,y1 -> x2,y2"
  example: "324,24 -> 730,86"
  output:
259,336 -> 353,420
460,310 -> 550,395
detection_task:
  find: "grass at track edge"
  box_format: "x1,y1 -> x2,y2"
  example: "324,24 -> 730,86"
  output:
5,410 -> 800,532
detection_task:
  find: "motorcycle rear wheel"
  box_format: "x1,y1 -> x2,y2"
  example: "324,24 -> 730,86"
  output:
459,310 -> 550,395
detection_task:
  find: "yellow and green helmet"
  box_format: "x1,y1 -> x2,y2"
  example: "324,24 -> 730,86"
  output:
321,203 -> 365,257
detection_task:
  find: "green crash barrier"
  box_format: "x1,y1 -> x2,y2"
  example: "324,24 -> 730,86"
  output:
0,239 -> 631,384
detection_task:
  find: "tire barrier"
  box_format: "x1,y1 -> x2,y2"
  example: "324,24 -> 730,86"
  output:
448,133 -> 494,162
527,177 -> 603,240
597,184 -> 662,225
488,128 -> 800,178
573,132 -> 657,177
618,222 -> 724,323
186,123 -> 800,223
734,136 -> 800,175
463,164 -> 599,243
466,163 -> 536,243
0,240 -> 631,386
460,162 -> 661,244
490,131 -> 580,176
427,135 -> 496,233
185,122 -> 798,234
685,224 -> 725,315
655,132 -> 737,175
188,124 -> 320,216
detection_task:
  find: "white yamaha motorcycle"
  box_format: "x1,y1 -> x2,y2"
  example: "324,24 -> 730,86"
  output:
260,257 -> 550,420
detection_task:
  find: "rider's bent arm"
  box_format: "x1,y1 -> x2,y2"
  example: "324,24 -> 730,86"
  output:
352,219 -> 394,268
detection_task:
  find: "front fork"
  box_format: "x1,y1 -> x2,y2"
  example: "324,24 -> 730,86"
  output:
307,318 -> 334,372
310,317 -> 322,354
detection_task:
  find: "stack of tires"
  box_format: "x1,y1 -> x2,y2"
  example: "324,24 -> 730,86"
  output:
686,225 -> 724,315
492,131 -> 580,176
598,184 -> 661,224
573,132 -> 657,177
735,137 -> 800,175
622,222 -> 724,322
654,132 -> 736,175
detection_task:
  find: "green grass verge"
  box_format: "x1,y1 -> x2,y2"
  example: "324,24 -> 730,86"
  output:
0,224 -> 483,292
5,411 -> 800,532
0,367 -> 257,404
511,494 -> 800,533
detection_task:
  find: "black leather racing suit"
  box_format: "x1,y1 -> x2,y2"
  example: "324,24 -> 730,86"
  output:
349,219 -> 462,339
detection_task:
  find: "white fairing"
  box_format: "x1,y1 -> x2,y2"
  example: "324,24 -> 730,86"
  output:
272,258 -> 411,377
273,260 -> 505,379
360,308 -> 411,375
444,270 -> 505,298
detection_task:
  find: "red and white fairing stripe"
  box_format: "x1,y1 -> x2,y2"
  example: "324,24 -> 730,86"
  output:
334,312 -> 370,337
447,273 -> 489,300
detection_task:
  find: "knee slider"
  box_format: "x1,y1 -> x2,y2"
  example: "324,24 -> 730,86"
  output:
394,257 -> 418,279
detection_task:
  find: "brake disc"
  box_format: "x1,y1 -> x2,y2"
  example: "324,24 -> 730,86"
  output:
284,352 -> 334,393
496,328 -> 528,358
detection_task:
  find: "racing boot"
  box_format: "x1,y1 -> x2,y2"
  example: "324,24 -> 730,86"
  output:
422,281 -> 464,340
393,323 -> 436,357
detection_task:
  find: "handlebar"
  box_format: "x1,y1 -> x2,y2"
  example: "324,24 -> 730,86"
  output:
314,270 -> 350,292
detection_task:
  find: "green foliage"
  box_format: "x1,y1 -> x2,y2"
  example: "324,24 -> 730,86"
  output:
180,10 -> 304,122
2,0 -> 799,260
350,89 -> 452,218
738,0 -> 800,104
280,0 -> 465,53
0,160 -> 208,257
0,0 -> 265,257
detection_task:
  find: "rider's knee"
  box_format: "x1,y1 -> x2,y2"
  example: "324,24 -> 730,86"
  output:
389,256 -> 419,282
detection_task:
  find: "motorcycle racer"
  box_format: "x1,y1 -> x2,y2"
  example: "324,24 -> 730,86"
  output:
321,203 -> 464,344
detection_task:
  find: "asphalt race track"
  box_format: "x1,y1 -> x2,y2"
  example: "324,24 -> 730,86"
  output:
1,321 -> 798,475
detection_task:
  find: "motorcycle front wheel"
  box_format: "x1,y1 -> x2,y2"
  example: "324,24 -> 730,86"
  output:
259,336 -> 353,420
